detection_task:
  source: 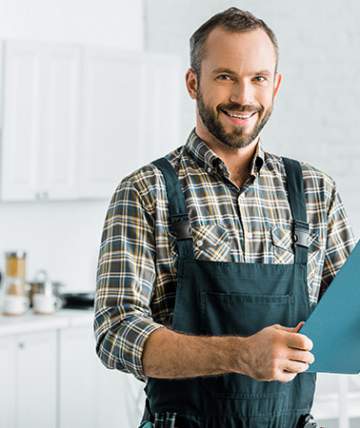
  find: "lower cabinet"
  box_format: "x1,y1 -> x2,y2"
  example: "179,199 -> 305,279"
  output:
59,327 -> 97,428
0,331 -> 57,428
0,336 -> 16,427
59,326 -> 146,428
0,324 -> 146,428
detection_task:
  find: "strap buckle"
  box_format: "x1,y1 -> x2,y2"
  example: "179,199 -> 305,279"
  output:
293,220 -> 310,248
171,215 -> 192,240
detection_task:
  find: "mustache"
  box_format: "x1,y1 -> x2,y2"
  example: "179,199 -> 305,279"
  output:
219,104 -> 261,114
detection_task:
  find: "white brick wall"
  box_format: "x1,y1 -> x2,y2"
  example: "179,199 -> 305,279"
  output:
144,0 -> 360,237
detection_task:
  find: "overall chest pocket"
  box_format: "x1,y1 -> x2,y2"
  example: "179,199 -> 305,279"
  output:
192,223 -> 231,262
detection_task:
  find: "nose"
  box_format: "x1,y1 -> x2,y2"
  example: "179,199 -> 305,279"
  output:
229,80 -> 254,106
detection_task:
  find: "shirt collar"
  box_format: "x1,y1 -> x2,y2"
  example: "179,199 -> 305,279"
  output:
184,128 -> 264,178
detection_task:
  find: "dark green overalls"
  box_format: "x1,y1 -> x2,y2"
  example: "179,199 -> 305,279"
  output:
140,156 -> 316,428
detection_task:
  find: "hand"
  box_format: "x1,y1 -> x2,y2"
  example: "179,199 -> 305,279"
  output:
241,322 -> 315,383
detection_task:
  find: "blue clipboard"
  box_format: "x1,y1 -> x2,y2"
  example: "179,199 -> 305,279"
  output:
300,239 -> 360,374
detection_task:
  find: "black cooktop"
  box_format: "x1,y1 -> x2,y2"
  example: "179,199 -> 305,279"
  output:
61,292 -> 95,309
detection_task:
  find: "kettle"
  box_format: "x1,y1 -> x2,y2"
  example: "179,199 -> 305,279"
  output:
29,270 -> 64,313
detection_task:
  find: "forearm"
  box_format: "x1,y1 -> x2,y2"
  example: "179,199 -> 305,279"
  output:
142,326 -> 249,379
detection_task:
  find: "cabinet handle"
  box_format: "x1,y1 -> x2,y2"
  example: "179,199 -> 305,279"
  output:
18,342 -> 25,349
35,192 -> 49,200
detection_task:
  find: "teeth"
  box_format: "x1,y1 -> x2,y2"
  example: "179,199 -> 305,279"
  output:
223,110 -> 255,119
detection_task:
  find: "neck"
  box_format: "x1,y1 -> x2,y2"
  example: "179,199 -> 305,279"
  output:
195,125 -> 259,188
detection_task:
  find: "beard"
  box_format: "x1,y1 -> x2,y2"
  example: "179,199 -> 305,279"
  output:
196,89 -> 273,150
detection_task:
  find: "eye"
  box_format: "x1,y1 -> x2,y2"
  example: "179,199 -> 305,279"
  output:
216,74 -> 232,81
253,75 -> 267,83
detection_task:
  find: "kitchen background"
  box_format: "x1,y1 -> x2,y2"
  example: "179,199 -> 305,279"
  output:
0,0 -> 359,427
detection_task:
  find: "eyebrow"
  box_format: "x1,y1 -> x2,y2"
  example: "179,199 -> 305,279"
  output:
212,67 -> 273,76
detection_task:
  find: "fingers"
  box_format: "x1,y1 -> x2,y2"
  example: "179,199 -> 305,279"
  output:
274,323 -> 295,332
283,359 -> 309,374
287,332 -> 313,351
273,323 -> 313,351
277,370 -> 297,383
289,349 -> 315,365
274,321 -> 304,333
293,321 -> 305,332
276,356 -> 310,383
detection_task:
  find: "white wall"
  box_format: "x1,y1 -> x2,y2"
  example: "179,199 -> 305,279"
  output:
0,0 -> 144,290
0,0 -> 144,47
144,0 -> 360,238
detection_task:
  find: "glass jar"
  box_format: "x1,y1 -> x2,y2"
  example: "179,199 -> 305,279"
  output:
2,251 -> 29,316
5,251 -> 26,278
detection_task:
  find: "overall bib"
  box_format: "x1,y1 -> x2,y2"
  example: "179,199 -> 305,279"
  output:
141,156 -> 316,428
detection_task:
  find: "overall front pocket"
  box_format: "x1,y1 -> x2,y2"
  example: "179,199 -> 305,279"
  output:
200,290 -> 295,397
200,291 -> 294,337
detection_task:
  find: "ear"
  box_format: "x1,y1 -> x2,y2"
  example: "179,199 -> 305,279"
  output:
185,68 -> 199,100
273,72 -> 282,99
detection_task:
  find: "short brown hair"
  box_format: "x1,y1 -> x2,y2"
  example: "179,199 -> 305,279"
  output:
190,7 -> 279,77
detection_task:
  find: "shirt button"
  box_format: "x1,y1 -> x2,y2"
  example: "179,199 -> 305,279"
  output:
206,167 -> 212,174
196,239 -> 204,247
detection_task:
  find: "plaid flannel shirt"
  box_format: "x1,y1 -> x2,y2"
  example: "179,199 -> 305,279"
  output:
94,129 -> 356,388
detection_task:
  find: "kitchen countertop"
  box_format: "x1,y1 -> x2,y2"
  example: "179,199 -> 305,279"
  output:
0,308 -> 94,336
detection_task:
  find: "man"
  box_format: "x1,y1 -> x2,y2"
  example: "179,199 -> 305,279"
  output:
94,7 -> 355,428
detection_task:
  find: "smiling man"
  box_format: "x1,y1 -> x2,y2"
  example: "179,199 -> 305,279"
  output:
190,25 -> 281,188
94,8 -> 355,428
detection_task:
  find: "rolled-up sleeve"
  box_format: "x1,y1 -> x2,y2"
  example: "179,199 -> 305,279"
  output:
320,182 -> 357,297
94,177 -> 164,382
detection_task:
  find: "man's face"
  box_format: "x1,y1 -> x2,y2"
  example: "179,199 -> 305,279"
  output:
187,27 -> 282,149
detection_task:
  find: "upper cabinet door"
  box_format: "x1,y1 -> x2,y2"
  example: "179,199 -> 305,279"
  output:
140,53 -> 181,166
78,49 -> 181,199
37,44 -> 81,200
78,49 -> 147,198
1,41 -> 40,200
1,41 -> 80,201
0,40 -> 181,201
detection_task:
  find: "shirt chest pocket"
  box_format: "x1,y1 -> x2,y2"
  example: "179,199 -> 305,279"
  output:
192,223 -> 231,262
271,225 -> 322,267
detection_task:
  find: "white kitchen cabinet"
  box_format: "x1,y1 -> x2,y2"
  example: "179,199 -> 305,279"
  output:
59,324 -> 145,428
16,331 -> 57,428
141,54 -> 181,165
77,49 -> 145,199
0,311 -> 146,428
0,330 -> 57,428
59,326 -> 97,428
35,44 -> 80,200
77,48 -> 181,199
1,41 -> 40,200
0,336 -> 16,428
1,41 -> 81,201
0,40 -> 181,202
95,353 -> 146,428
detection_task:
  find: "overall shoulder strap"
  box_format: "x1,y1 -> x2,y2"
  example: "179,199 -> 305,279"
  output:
152,157 -> 194,259
282,157 -> 309,264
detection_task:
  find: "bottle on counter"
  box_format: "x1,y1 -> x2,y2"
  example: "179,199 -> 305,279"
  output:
1,251 -> 29,316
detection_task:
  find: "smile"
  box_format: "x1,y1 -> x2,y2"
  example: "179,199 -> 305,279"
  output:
220,109 -> 257,125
